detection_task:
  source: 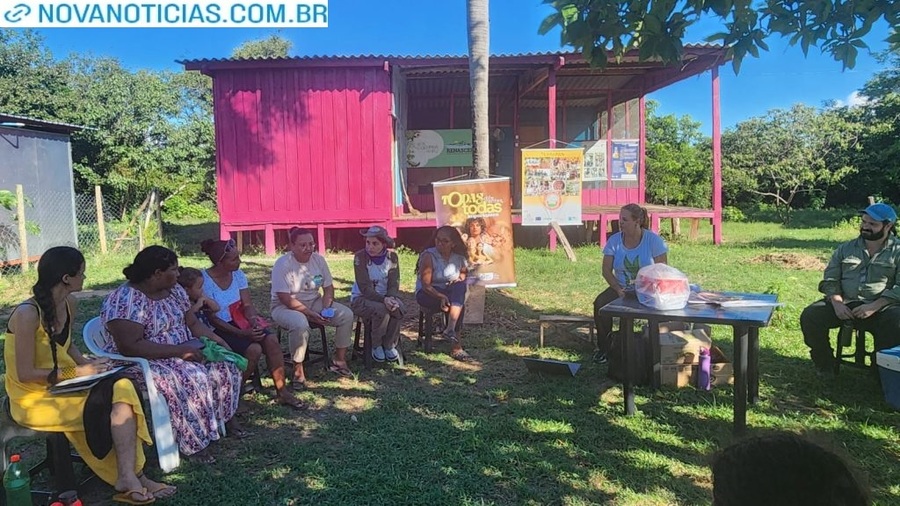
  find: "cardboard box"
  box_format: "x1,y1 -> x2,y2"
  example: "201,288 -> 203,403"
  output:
660,364 -> 694,387
708,361 -> 734,386
659,362 -> 734,387
659,329 -> 712,364
660,345 -> 733,387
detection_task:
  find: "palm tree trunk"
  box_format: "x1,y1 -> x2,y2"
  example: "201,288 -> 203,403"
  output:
467,0 -> 490,179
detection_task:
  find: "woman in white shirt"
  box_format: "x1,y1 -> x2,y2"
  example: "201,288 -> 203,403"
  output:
200,238 -> 303,410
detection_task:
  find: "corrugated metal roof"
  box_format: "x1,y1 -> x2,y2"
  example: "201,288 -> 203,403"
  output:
0,113 -> 84,134
178,44 -> 725,67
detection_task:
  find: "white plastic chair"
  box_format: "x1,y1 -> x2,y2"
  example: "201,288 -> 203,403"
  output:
82,317 -> 180,472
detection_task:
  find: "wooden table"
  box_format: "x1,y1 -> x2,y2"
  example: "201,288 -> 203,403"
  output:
598,293 -> 777,434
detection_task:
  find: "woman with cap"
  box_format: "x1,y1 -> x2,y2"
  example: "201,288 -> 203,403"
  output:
199,238 -> 304,409
350,226 -> 405,362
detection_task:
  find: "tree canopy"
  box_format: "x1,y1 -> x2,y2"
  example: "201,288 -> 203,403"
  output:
231,34 -> 293,59
540,0 -> 900,72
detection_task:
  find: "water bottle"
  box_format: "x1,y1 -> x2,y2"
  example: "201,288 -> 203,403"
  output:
697,347 -> 711,391
4,454 -> 32,506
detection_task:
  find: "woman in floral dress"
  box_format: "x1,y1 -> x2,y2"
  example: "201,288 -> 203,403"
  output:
101,246 -> 243,464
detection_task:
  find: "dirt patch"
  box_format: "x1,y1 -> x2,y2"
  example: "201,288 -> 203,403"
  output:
749,252 -> 826,271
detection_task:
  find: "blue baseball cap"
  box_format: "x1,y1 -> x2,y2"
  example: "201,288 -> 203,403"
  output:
860,203 -> 897,223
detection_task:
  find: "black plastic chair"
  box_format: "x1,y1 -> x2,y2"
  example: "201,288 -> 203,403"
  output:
834,322 -> 875,375
417,307 -> 465,353
352,317 -> 374,370
352,317 -> 405,369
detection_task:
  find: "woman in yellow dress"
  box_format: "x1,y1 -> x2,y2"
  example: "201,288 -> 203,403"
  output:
4,246 -> 176,505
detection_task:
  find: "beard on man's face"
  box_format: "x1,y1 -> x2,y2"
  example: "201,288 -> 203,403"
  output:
860,225 -> 887,241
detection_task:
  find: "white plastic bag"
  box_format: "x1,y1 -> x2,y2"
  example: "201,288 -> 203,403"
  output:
634,264 -> 691,310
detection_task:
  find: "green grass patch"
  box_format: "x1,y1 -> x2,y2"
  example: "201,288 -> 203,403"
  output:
1,217 -> 898,505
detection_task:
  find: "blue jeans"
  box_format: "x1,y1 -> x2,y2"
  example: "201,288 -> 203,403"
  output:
416,282 -> 467,311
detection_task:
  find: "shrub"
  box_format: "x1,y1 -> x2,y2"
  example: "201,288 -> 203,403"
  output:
722,206 -> 746,222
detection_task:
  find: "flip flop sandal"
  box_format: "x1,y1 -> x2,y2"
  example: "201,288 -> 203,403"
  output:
328,364 -> 353,377
450,349 -> 473,362
112,488 -> 155,505
228,427 -> 253,439
186,452 -> 216,465
276,397 -> 308,411
290,380 -> 307,392
137,474 -> 177,499
145,483 -> 177,499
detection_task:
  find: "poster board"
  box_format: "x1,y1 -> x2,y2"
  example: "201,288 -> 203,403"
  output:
407,129 -> 473,168
432,177 -> 516,288
610,140 -> 639,181
521,148 -> 584,226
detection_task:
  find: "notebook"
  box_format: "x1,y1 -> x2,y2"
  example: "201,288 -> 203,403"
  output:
49,365 -> 129,394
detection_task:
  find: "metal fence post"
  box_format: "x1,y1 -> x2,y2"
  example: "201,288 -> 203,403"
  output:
95,185 -> 108,254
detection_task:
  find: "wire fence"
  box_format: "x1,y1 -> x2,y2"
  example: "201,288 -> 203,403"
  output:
0,185 -> 146,277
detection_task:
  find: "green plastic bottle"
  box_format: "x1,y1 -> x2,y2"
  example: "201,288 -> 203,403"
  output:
3,454 -> 32,505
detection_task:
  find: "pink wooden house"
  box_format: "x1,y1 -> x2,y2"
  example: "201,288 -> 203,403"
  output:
181,46 -> 729,254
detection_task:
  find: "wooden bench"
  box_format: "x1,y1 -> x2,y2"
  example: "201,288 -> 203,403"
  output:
538,315 -> 595,347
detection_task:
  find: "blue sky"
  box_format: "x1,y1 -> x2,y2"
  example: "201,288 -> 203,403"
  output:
32,0 -> 892,132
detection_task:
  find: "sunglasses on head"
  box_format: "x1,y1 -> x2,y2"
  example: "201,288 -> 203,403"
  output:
217,239 -> 236,264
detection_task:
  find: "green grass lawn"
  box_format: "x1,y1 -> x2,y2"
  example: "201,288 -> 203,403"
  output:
1,215 -> 898,505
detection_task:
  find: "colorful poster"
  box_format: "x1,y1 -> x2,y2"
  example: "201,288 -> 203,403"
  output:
611,140 -> 639,181
580,141 -> 607,181
432,178 -> 516,288
521,148 -> 584,226
406,129 -> 473,168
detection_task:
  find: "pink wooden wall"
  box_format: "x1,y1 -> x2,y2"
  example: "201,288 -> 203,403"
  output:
581,187 -> 642,207
212,67 -> 394,226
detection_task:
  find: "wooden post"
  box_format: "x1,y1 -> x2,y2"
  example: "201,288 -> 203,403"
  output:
236,231 -> 244,252
15,184 -> 28,272
689,218 -> 700,240
95,185 -> 107,254
550,221 -> 576,261
671,218 -> 681,236
711,66 -> 723,245
155,189 -> 164,241
867,196 -> 875,205
548,63 -> 558,253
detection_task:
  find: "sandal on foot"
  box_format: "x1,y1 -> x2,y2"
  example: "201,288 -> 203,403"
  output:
276,397 -> 307,411
228,427 -> 252,439
137,474 -> 177,499
145,483 -> 177,500
450,349 -> 473,362
112,488 -> 155,505
148,485 -> 176,500
328,364 -> 353,378
290,380 -> 307,392
186,452 -> 216,465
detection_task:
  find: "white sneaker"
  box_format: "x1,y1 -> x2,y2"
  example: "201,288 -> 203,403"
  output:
372,346 -> 385,362
384,347 -> 399,362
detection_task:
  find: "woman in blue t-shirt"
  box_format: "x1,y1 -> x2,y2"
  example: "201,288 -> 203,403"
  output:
593,204 -> 668,363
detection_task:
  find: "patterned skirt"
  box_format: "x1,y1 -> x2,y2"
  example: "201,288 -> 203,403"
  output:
148,358 -> 241,455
